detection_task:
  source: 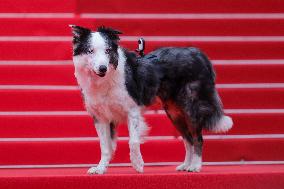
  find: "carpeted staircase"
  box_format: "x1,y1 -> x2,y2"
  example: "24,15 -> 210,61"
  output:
0,0 -> 283,188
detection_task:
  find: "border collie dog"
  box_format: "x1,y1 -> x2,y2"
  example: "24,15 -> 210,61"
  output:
70,25 -> 233,174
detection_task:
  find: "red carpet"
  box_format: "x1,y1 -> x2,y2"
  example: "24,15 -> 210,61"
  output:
0,165 -> 283,189
0,0 -> 283,188
1,18 -> 284,36
0,112 -> 283,138
1,63 -> 284,85
1,41 -> 284,60
0,88 -> 283,111
79,0 -> 284,13
0,0 -> 76,13
2,0 -> 283,13
0,138 -> 283,165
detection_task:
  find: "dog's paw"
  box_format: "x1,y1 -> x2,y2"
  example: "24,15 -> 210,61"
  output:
131,158 -> 144,173
187,163 -> 202,172
133,163 -> 144,173
130,154 -> 144,173
129,143 -> 144,173
176,163 -> 190,171
87,166 -> 106,175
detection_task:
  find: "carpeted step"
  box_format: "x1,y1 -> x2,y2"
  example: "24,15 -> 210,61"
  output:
1,18 -> 284,36
215,63 -> 284,84
0,165 -> 283,189
0,87 -> 283,111
0,0 -> 76,13
0,112 -> 283,138
219,87 -> 284,109
0,41 -> 71,60
0,41 -> 284,60
1,63 -> 284,85
78,0 -> 284,13
0,64 -> 76,85
0,138 -> 283,165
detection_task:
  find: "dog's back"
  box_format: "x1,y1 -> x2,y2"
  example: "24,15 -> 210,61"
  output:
147,47 -> 215,84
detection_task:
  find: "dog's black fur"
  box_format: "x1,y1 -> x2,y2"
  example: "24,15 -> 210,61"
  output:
71,25 -> 92,56
124,47 -> 224,157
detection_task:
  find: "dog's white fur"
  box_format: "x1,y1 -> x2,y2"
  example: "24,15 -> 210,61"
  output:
73,32 -> 148,174
212,116 -> 233,133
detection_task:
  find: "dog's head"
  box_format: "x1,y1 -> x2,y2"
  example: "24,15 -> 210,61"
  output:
70,25 -> 122,77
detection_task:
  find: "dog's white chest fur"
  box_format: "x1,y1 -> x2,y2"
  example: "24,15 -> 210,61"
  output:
73,49 -> 137,123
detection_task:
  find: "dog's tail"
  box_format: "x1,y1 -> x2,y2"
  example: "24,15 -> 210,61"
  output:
195,52 -> 233,133
211,115 -> 233,133
205,91 -> 233,133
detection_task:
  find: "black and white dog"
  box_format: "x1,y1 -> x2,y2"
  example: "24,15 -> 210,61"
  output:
70,25 -> 233,174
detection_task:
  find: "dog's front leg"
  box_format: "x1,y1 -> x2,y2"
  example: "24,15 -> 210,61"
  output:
128,108 -> 146,173
88,122 -> 113,174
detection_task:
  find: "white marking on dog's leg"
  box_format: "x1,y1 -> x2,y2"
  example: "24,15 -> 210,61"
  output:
128,108 -> 146,173
88,122 -> 113,174
176,139 -> 193,171
187,146 -> 202,172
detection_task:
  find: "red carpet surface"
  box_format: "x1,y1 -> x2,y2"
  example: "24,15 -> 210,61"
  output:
79,0 -> 284,13
0,87 -> 283,110
0,138 -> 283,165
1,18 -> 284,36
0,112 -> 283,138
1,63 -> 284,85
0,0 -> 284,188
1,41 -> 284,60
0,165 -> 283,189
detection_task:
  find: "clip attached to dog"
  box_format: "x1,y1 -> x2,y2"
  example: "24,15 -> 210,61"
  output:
136,38 -> 145,57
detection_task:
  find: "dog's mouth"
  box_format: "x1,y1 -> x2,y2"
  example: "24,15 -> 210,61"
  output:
97,73 -> 106,77
90,70 -> 106,77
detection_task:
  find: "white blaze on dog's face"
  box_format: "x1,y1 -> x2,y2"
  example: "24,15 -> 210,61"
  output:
70,25 -> 122,77
89,32 -> 109,76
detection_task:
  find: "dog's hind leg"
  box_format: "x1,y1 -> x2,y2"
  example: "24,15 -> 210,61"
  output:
187,128 -> 203,172
176,138 -> 194,171
88,121 -> 114,174
164,102 -> 194,171
174,80 -> 222,172
174,106 -> 203,172
128,107 -> 147,173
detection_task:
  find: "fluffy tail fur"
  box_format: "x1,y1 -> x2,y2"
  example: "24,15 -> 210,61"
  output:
211,115 -> 233,133
206,91 -> 233,133
195,51 -> 233,133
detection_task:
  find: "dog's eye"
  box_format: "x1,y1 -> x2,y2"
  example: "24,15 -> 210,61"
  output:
87,49 -> 94,54
105,48 -> 111,54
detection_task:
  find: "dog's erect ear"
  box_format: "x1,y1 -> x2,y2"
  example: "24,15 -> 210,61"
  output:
97,26 -> 123,41
69,25 -> 91,43
69,25 -> 91,37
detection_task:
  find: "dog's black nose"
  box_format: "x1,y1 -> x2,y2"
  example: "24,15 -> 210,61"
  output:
99,65 -> 107,73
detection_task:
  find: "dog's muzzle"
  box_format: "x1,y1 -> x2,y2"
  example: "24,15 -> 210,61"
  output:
97,65 -> 107,77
